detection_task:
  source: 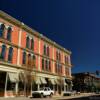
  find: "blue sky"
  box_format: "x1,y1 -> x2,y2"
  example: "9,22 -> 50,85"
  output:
0,0 -> 100,73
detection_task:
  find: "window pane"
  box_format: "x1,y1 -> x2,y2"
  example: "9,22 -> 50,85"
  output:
31,38 -> 34,49
49,61 -> 51,71
45,60 -> 48,70
47,46 -> 49,56
26,36 -> 30,48
8,47 -> 13,62
42,59 -> 44,70
32,55 -> 36,67
28,54 -> 31,65
0,45 -> 6,60
22,52 -> 26,64
0,24 -> 5,37
7,27 -> 12,41
44,45 -> 46,55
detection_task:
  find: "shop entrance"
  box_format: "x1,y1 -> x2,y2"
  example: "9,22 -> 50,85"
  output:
0,71 -> 6,96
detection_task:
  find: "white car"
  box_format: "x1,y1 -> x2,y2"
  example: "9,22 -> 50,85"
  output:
63,90 -> 77,96
32,87 -> 54,98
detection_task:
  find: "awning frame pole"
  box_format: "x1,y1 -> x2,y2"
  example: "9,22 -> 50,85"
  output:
5,72 -> 8,97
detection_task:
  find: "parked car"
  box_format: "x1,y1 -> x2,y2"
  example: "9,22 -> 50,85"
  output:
63,90 -> 77,96
32,87 -> 54,98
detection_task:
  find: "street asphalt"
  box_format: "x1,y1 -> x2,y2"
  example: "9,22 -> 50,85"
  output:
0,93 -> 100,100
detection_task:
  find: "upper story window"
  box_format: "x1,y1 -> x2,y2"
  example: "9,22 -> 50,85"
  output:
44,44 -> 50,57
0,44 -> 6,60
45,59 -> 48,71
8,47 -> 13,62
42,58 -> 45,70
55,63 -> 58,73
0,23 -> 5,37
48,60 -> 51,71
26,36 -> 30,48
65,55 -> 69,64
22,51 -> 26,64
65,68 -> 69,76
7,27 -> 12,41
56,50 -> 61,61
28,53 -> 31,65
47,46 -> 49,56
32,55 -> 36,67
58,64 -> 62,74
42,58 -> 51,72
31,38 -> 34,50
55,62 -> 62,74
44,45 -> 46,55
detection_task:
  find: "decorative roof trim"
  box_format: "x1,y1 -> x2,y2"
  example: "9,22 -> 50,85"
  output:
0,10 -> 71,55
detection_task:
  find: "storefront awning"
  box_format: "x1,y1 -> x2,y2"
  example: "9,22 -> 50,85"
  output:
49,78 -> 56,85
8,72 -> 19,82
35,77 -> 41,84
19,72 -> 25,82
55,79 -> 60,85
40,77 -> 47,84
65,79 -> 71,84
63,78 -> 68,86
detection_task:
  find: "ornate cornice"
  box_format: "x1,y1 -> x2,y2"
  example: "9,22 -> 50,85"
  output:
0,10 -> 71,55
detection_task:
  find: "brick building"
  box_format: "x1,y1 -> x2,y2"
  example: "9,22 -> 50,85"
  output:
0,11 -> 72,97
72,72 -> 100,92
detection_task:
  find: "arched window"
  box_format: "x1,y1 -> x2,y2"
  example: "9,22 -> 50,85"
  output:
7,27 -> 12,41
0,24 -> 5,37
0,44 -> 6,60
8,47 -> 13,62
26,36 -> 30,48
31,38 -> 34,50
22,52 -> 26,64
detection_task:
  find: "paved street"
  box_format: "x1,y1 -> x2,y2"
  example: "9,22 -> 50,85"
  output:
0,93 -> 100,100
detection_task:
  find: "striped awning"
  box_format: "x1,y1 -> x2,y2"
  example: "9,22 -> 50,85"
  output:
63,78 -> 68,86
35,77 -> 41,84
40,77 -> 47,84
49,78 -> 56,85
8,72 -> 19,82
19,72 -> 25,82
55,79 -> 60,85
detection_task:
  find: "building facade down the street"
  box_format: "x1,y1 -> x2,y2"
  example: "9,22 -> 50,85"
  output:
72,72 -> 100,92
0,11 -> 72,97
